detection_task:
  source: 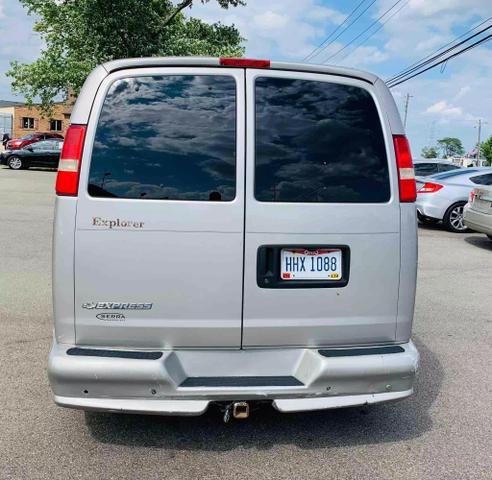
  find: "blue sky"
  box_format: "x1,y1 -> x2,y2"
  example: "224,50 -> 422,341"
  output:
1,0 -> 491,156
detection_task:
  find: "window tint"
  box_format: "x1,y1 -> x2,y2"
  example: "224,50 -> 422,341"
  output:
471,173 -> 492,185
432,169 -> 479,180
438,163 -> 460,172
30,141 -> 50,150
255,77 -> 390,203
414,163 -> 438,176
88,75 -> 236,201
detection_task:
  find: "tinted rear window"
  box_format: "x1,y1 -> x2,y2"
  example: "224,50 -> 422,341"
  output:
471,173 -> 492,185
414,163 -> 438,176
255,77 -> 390,203
88,75 -> 236,201
438,163 -> 460,172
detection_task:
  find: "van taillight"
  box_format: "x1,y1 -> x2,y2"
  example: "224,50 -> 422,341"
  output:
393,135 -> 416,202
220,57 -> 270,68
55,124 -> 87,196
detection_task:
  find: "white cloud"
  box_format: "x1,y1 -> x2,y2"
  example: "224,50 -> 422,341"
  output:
0,0 -> 43,100
253,11 -> 288,30
455,85 -> 471,100
426,100 -> 462,117
305,6 -> 346,23
190,0 -> 345,60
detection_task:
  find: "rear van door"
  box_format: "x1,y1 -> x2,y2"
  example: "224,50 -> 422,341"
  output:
74,68 -> 245,348
242,69 -> 401,347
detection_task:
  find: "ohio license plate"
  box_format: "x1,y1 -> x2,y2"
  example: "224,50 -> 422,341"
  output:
280,248 -> 342,281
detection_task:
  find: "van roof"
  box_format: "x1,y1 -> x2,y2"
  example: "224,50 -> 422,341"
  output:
101,57 -> 379,85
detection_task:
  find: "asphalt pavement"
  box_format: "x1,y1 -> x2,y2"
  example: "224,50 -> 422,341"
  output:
0,166 -> 491,480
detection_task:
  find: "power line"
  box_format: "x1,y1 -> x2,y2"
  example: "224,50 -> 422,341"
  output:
303,0 -> 368,62
387,31 -> 492,87
307,0 -> 378,63
337,0 -> 409,63
386,18 -> 492,84
387,33 -> 492,88
322,0 -> 406,63
387,16 -> 491,82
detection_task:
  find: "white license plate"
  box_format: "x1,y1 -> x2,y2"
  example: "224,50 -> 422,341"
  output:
280,248 -> 342,281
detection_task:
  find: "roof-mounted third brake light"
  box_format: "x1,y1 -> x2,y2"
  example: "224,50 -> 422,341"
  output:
220,58 -> 270,68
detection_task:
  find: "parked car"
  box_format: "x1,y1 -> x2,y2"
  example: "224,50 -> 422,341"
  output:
6,132 -> 63,150
416,168 -> 492,232
1,138 -> 63,170
464,185 -> 492,239
414,159 -> 462,179
48,57 -> 419,419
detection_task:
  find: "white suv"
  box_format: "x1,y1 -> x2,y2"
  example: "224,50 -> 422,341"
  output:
48,57 -> 419,419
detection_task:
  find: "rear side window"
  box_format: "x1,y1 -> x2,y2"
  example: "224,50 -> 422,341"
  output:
255,77 -> 390,203
471,173 -> 492,185
438,163 -> 460,172
88,75 -> 236,201
414,163 -> 438,176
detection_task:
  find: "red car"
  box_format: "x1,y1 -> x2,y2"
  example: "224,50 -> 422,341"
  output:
6,132 -> 64,150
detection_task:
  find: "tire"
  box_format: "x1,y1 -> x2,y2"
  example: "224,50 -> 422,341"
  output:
417,211 -> 439,225
443,202 -> 469,233
7,156 -> 24,170
487,235 -> 492,241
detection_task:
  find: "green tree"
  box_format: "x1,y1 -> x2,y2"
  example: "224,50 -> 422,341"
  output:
479,136 -> 492,166
7,0 -> 245,114
437,137 -> 465,158
421,146 -> 438,159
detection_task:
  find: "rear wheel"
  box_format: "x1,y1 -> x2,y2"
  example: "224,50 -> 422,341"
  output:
443,202 -> 468,233
7,156 -> 24,170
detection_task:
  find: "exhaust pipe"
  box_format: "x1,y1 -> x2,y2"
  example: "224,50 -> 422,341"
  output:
232,402 -> 250,419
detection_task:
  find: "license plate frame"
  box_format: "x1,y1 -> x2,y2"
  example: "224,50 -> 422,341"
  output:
280,248 -> 343,281
257,245 -> 351,289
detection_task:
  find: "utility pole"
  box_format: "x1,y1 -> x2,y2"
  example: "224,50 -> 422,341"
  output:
476,119 -> 482,165
403,93 -> 413,129
475,119 -> 488,166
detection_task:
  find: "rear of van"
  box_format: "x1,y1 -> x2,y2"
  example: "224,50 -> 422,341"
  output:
48,57 -> 419,416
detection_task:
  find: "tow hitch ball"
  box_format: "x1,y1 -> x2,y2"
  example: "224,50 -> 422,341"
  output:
223,402 -> 250,423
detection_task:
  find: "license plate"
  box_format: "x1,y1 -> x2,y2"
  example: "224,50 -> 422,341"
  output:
280,248 -> 342,281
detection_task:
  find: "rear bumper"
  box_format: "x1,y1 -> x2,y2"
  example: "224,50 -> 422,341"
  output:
48,341 -> 419,415
463,206 -> 492,235
416,195 -> 448,220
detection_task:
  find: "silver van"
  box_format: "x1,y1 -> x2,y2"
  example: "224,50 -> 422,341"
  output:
48,57 -> 419,419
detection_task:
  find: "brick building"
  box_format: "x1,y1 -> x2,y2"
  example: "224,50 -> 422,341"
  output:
0,100 -> 72,140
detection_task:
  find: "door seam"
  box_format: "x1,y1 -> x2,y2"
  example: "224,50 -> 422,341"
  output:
240,69 -> 247,349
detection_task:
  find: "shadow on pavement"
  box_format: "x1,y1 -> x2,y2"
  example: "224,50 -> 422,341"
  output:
464,235 -> 492,251
417,221 -> 444,232
0,165 -> 56,172
84,337 -> 442,451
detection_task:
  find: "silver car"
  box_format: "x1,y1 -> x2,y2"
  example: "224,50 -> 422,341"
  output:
48,57 -> 419,419
416,168 -> 492,232
464,185 -> 492,239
